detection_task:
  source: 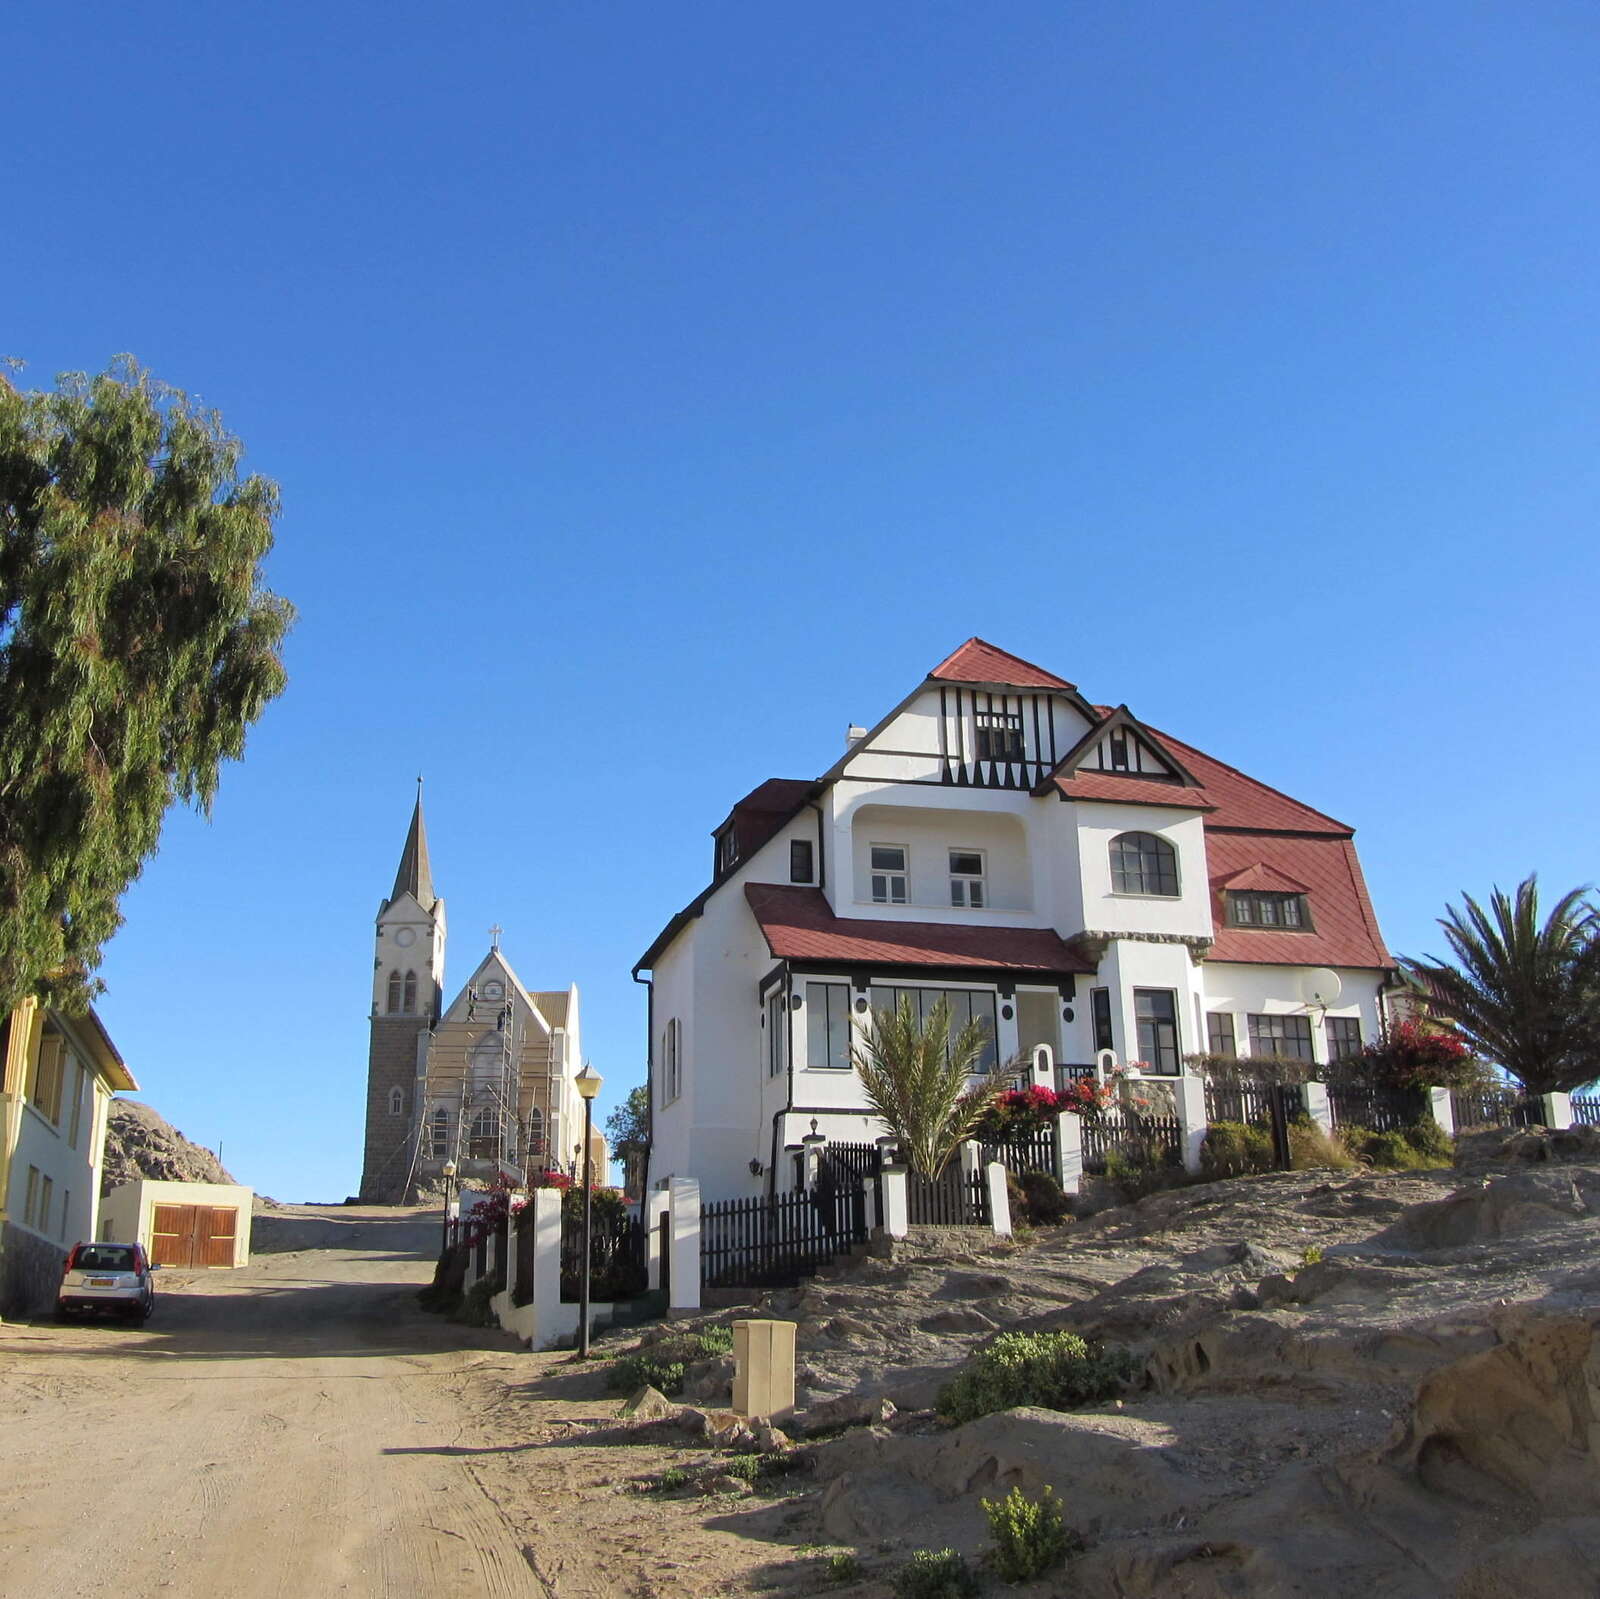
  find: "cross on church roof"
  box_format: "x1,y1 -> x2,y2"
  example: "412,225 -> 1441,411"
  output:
489,923 -> 503,949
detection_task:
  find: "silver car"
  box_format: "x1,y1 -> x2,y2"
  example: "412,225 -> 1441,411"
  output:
57,1241 -> 157,1322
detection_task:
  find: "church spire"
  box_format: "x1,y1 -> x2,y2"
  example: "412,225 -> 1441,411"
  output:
391,785 -> 436,911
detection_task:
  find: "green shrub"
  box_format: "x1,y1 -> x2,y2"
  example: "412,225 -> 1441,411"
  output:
981,1484 -> 1081,1583
892,1549 -> 981,1599
455,1274 -> 502,1327
1287,1120 -> 1355,1172
823,1550 -> 862,1584
1200,1120 -> 1274,1177
652,1466 -> 691,1493
1339,1124 -> 1448,1170
1403,1118 -> 1455,1164
1009,1168 -> 1072,1226
937,1330 -> 1137,1425
1301,1244 -> 1324,1266
606,1326 -> 735,1396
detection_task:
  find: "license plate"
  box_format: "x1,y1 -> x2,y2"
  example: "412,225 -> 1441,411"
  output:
88,1277 -> 115,1287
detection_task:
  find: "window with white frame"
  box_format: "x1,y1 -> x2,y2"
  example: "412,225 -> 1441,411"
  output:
1110,831 -> 1179,896
948,849 -> 986,908
869,844 -> 908,904
766,991 -> 787,1078
805,982 -> 851,1070
661,1018 -> 682,1104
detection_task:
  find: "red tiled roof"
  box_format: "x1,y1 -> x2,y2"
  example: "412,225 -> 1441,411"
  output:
1051,771 -> 1215,811
928,638 -> 1075,691
1152,730 -> 1353,835
724,778 -> 816,861
1214,862 -> 1311,894
1204,833 -> 1390,970
744,884 -> 1094,974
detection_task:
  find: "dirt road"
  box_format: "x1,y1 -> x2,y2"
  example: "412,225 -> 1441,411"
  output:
0,1206 -> 554,1599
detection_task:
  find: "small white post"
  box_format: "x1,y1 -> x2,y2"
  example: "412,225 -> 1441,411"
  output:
1055,1112 -> 1084,1194
959,1139 -> 981,1181
1427,1087 -> 1455,1139
881,1166 -> 909,1238
1302,1081 -> 1335,1136
645,1188 -> 670,1291
529,1187 -> 562,1312
668,1177 -> 701,1311
1174,1077 -> 1208,1175
1031,1043 -> 1055,1083
1543,1092 -> 1573,1131
985,1162 -> 1011,1238
503,1205 -> 522,1302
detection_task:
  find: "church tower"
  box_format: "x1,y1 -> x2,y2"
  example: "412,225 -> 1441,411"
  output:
358,792 -> 447,1201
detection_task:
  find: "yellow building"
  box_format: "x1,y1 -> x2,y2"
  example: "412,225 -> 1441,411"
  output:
0,1000 -> 137,1316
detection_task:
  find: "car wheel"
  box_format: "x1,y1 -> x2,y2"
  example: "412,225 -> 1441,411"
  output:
55,1306 -> 76,1323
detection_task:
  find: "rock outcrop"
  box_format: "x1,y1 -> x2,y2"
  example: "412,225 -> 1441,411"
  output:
100,1099 -> 236,1196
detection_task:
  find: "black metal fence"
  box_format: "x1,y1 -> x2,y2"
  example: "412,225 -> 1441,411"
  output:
559,1205 -> 648,1303
821,1142 -> 884,1187
700,1184 -> 868,1289
980,1127 -> 1059,1182
1451,1088 -> 1542,1130
906,1165 -> 991,1226
1204,1081 -> 1305,1126
1080,1109 -> 1184,1174
1056,1061 -> 1100,1088
1327,1084 -> 1426,1133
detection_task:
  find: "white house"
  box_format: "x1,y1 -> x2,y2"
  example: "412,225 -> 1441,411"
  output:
634,639 -> 1397,1203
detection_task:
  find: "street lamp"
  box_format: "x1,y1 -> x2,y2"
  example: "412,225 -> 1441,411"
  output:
574,1063 -> 602,1358
440,1159 -> 458,1254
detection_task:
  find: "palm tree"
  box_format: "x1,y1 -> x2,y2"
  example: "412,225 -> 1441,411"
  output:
850,996 -> 1009,1177
1403,876 -> 1600,1095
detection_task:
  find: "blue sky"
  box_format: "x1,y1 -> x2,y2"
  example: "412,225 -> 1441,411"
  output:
5,2 -> 1597,1200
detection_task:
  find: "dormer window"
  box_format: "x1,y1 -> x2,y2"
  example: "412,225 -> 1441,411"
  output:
949,849 -> 986,908
974,711 -> 1024,762
870,844 -> 908,904
1227,891 -> 1311,930
1110,831 -> 1179,896
715,826 -> 739,875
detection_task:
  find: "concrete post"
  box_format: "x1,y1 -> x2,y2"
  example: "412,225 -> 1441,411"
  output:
1542,1092 -> 1573,1131
1032,1043 -> 1055,1084
733,1319 -> 797,1420
668,1177 -> 701,1312
986,1162 -> 1012,1238
1174,1076 -> 1209,1175
801,1138 -> 824,1190
1302,1082 -> 1335,1136
881,1166 -> 909,1238
1055,1112 -> 1084,1194
529,1187 -> 562,1312
1427,1087 -> 1455,1139
645,1188 -> 670,1291
503,1206 -> 521,1303
959,1139 -> 981,1181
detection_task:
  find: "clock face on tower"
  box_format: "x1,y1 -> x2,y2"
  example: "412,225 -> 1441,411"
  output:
394,927 -> 416,948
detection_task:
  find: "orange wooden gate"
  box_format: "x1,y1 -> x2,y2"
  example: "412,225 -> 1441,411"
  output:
150,1204 -> 237,1268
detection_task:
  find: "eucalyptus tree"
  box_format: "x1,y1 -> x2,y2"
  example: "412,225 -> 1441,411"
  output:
850,996 -> 1008,1177
1403,876 -> 1600,1095
0,357 -> 293,1013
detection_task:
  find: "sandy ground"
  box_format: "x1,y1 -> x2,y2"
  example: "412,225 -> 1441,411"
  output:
0,1207 -> 828,1599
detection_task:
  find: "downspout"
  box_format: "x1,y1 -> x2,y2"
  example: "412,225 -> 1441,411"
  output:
630,966 -> 654,1201
769,960 -> 796,1197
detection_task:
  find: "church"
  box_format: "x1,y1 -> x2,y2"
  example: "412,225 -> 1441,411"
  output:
358,794 -> 597,1203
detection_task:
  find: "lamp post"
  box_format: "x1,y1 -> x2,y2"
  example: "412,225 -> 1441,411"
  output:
440,1159 -> 458,1254
573,1063 -> 602,1357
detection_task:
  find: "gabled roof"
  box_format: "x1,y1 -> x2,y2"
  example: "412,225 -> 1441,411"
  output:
389,794 -> 437,912
1052,771 -> 1215,811
715,778 -> 817,867
1214,862 -> 1312,894
1204,834 -> 1390,970
928,638 -> 1076,691
745,884 -> 1095,974
1037,704 -> 1206,805
442,948 -> 552,1034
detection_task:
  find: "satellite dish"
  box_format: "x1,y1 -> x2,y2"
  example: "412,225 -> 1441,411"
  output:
1300,968 -> 1343,1008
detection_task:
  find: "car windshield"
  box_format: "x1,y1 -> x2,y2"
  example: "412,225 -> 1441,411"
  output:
75,1246 -> 136,1272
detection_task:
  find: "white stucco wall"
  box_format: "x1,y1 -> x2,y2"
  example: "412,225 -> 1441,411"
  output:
1074,803 -> 1213,938
1199,964 -> 1384,1066
5,1043 -> 111,1253
373,889 -> 446,1018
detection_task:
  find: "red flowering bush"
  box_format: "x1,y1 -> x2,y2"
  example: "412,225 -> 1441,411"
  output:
969,1080 -> 1115,1139
1340,1018 -> 1483,1092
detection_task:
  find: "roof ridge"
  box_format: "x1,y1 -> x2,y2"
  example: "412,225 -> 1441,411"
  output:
1150,725 -> 1355,836
927,637 -> 1075,691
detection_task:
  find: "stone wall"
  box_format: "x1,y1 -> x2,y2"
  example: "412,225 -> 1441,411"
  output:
359,1017 -> 428,1202
0,1221 -> 65,1318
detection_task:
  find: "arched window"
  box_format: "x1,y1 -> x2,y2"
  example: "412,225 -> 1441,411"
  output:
1110,831 -> 1179,896
388,1086 -> 404,1116
527,1107 -> 545,1159
468,1107 -> 500,1160
401,970 -> 418,1014
428,1108 -> 451,1160
386,970 -> 403,1012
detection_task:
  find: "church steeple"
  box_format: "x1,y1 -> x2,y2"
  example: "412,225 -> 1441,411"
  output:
390,786 -> 436,912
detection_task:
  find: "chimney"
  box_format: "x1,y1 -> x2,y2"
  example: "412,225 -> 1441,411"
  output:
845,724 -> 868,752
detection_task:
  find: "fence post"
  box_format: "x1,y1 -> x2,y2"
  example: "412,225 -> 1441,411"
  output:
1173,1077 -> 1208,1174
1427,1087 -> 1455,1139
669,1177 -> 701,1312
880,1165 -> 909,1239
504,1210 -> 521,1303
1302,1081 -> 1334,1136
1542,1092 -> 1573,1131
529,1187 -> 562,1314
1055,1112 -> 1084,1193
645,1188 -> 670,1290
959,1139 -> 981,1182
985,1162 -> 1012,1238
